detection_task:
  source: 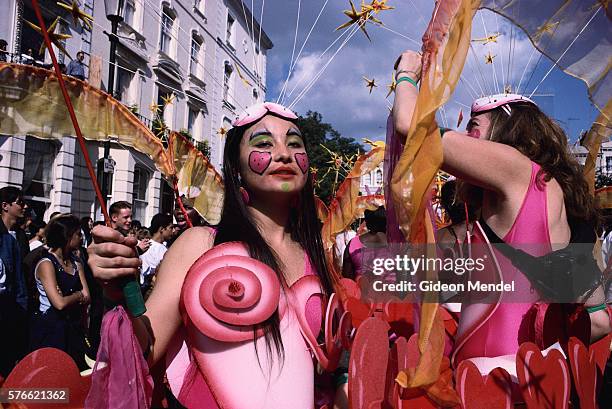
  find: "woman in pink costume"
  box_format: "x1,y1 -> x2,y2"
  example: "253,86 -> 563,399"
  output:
342,206 -> 387,278
87,102 -> 347,408
392,51 -> 611,366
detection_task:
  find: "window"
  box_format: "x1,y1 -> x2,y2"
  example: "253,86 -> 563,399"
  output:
194,0 -> 205,14
375,169 -> 383,185
187,107 -> 198,136
160,12 -> 174,55
226,14 -> 235,46
223,63 -> 233,101
252,88 -> 258,101
606,156 -> 612,172
23,137 -> 57,203
190,36 -> 201,77
123,0 -> 136,27
157,88 -> 174,129
132,166 -> 150,222
116,68 -> 133,102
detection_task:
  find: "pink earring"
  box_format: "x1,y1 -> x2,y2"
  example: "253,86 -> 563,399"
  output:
240,187 -> 250,205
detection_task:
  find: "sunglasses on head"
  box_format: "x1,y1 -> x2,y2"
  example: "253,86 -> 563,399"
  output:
232,102 -> 298,128
13,199 -> 25,207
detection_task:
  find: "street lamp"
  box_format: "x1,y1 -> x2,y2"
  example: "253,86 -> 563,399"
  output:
103,0 -> 124,97
100,0 -> 124,210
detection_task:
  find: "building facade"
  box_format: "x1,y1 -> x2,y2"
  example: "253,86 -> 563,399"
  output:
0,0 -> 271,224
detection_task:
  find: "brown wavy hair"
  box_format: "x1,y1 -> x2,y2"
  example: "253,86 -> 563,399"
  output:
483,103 -> 598,224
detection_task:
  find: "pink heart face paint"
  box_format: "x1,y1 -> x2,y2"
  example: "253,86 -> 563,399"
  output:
294,152 -> 309,174
468,129 -> 480,139
248,151 -> 272,175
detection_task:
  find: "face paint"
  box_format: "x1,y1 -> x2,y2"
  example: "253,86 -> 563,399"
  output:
294,152 -> 309,174
248,134 -> 273,147
468,129 -> 481,139
248,151 -> 272,175
281,182 -> 290,192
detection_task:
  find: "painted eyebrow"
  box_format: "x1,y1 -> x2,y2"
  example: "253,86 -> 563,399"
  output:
286,127 -> 302,137
249,129 -> 272,139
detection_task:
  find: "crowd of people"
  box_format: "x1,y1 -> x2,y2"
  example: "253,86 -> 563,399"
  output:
0,186 -> 203,379
0,44 -> 610,408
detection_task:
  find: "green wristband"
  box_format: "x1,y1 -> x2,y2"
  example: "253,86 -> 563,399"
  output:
586,303 -> 607,314
396,76 -> 418,88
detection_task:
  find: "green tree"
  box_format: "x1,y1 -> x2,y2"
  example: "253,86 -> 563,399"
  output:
296,111 -> 362,203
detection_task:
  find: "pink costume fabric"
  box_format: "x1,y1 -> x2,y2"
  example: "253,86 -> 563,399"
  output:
167,245 -> 325,409
85,306 -> 153,409
453,162 -> 552,364
348,235 -> 364,275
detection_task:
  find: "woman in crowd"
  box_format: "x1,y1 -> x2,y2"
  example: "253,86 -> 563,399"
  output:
342,205 -> 387,279
30,214 -> 90,369
28,220 -> 46,251
87,102 -> 346,408
392,50 -> 611,366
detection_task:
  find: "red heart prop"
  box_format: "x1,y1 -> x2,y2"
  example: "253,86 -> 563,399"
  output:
516,342 -> 570,409
589,332 -> 612,375
349,317 -> 390,409
568,337 -> 597,409
455,360 -> 513,409
2,348 -> 91,409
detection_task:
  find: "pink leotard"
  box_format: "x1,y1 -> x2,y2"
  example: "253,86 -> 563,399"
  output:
453,162 -> 552,363
348,236 -> 365,275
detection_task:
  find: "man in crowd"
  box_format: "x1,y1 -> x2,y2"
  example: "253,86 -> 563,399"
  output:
0,186 -> 28,377
66,51 -> 86,81
109,201 -> 150,253
140,213 -> 173,294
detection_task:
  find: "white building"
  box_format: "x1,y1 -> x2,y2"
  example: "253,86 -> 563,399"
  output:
571,141 -> 612,174
360,163 -> 384,195
0,0 -> 271,224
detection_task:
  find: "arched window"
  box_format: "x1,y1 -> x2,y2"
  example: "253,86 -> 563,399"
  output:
375,169 -> 383,185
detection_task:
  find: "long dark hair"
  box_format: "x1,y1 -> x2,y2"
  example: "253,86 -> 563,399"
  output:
462,103 -> 598,226
487,103 -> 598,224
215,115 -> 333,364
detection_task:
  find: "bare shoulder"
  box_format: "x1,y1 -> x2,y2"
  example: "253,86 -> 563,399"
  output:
144,226 -> 216,361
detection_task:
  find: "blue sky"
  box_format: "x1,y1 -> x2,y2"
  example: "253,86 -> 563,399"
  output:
246,0 -> 600,143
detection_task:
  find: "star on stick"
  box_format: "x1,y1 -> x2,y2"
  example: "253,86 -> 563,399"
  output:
25,17 -> 72,59
217,127 -> 228,137
386,71 -> 396,98
484,52 -> 496,64
57,1 -> 93,31
336,1 -> 372,41
363,76 -> 377,93
472,32 -> 501,45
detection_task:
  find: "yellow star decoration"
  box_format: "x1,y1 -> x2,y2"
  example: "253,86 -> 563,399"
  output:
363,76 -> 377,93
25,17 -> 72,59
217,127 -> 228,137
154,121 -> 169,137
149,103 -> 162,114
363,0 -> 394,14
57,1 -> 93,31
534,21 -> 559,42
484,52 -> 496,64
161,93 -> 175,106
386,71 -> 396,98
472,32 -> 501,45
336,1 -> 388,42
